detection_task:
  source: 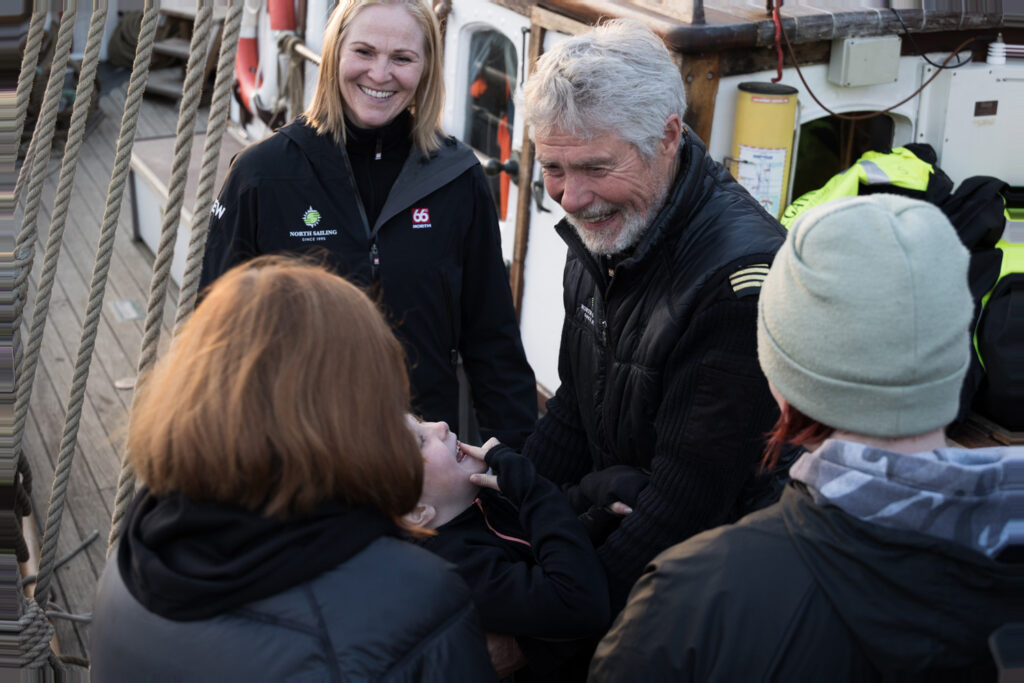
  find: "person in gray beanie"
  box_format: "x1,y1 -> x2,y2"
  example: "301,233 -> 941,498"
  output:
589,194 -> 1024,682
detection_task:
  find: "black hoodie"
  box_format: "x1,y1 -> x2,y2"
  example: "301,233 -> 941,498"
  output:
118,489 -> 397,620
422,446 -> 610,680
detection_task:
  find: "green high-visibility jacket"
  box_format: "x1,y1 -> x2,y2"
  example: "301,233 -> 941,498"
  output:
781,147 -> 934,228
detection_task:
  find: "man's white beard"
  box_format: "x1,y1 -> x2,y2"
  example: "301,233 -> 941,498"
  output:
566,181 -> 670,257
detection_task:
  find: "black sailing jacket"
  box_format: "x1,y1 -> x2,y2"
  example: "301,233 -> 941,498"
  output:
200,117 -> 536,445
523,126 -> 786,607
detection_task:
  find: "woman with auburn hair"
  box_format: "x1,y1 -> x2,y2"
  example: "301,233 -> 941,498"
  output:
90,256 -> 495,681
200,0 -> 536,450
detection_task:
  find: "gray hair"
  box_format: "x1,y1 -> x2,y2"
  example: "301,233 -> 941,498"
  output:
521,19 -> 686,158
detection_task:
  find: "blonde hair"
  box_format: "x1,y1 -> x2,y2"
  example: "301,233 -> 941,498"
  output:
128,256 -> 423,524
304,0 -> 445,154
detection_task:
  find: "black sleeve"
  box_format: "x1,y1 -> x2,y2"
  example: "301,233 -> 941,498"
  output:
457,167 -> 537,449
199,161 -> 260,294
461,445 -> 610,638
596,297 -> 779,609
521,319 -> 593,487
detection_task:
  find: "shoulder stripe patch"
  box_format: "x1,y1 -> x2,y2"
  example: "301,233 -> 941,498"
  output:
729,264 -> 770,294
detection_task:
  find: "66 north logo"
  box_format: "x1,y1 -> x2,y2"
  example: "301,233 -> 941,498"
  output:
412,208 -> 432,229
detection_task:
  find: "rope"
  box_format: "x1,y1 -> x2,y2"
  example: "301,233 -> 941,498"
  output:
14,132 -> 38,212
22,530 -> 100,586
14,4 -> 78,283
108,0 -> 216,551
7,598 -> 58,669
12,9 -> 46,206
32,0 -> 161,607
12,0 -> 109,519
174,0 -> 245,332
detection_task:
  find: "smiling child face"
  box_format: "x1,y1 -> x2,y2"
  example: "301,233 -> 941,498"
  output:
407,416 -> 486,508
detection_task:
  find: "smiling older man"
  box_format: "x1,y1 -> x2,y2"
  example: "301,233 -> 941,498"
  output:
519,19 -> 788,610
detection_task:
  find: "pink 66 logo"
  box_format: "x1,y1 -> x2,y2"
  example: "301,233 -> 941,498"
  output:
412,208 -> 430,224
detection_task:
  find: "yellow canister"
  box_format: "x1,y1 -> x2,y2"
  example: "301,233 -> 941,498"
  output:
730,82 -> 799,219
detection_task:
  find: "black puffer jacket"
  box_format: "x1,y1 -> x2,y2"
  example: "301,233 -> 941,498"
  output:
523,126 -> 786,606
200,117 -> 536,446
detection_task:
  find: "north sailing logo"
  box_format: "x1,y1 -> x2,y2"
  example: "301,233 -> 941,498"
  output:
302,206 -> 321,227
290,206 -> 337,242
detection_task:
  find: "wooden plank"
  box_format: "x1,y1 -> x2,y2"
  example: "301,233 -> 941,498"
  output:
679,52 -> 721,144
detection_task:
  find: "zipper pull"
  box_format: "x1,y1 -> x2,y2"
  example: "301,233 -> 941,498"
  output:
374,136 -> 382,161
450,349 -> 459,366
370,241 -> 380,280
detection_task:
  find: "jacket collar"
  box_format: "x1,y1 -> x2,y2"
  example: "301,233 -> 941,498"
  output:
278,117 -> 478,234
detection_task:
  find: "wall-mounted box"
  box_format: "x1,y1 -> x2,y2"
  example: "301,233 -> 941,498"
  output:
828,35 -> 902,87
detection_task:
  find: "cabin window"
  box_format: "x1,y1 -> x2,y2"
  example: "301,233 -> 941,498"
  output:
790,114 -> 895,201
464,30 -> 517,220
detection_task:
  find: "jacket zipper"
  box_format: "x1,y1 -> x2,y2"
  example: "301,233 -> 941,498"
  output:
369,241 -> 380,280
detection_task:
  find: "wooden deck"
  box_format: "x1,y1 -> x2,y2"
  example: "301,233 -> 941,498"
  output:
19,68 -> 214,662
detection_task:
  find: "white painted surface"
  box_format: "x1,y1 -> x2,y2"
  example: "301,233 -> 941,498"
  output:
917,61 -> 1024,187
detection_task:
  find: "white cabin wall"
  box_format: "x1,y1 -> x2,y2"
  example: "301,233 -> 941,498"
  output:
706,55 -> 925,191
915,60 -> 1024,187
703,50 -> 1019,204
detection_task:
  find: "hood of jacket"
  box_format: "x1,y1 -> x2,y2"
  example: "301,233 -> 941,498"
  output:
780,483 -> 1024,671
118,488 -> 398,621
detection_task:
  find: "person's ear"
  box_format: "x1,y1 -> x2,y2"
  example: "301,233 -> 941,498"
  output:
660,114 -> 682,155
403,504 -> 437,529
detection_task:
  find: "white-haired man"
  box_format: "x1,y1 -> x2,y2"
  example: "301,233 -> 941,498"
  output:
519,19 -> 787,609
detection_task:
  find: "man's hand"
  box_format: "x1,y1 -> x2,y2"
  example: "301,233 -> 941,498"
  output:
465,438 -> 501,491
485,632 -> 526,678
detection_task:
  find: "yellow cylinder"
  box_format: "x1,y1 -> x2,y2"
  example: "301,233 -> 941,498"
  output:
730,82 -> 799,219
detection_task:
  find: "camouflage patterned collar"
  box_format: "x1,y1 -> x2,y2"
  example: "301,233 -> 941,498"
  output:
790,440 -> 1024,558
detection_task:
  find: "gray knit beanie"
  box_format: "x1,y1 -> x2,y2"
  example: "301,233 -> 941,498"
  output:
757,194 -> 972,437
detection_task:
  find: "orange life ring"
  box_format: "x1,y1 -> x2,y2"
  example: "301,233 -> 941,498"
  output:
235,0 -> 296,115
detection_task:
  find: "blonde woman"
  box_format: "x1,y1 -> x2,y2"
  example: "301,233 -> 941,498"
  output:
201,0 -> 535,449
92,257 -> 495,681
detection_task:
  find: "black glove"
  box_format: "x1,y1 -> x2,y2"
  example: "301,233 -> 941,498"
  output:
577,504 -> 622,545
579,466 -> 650,509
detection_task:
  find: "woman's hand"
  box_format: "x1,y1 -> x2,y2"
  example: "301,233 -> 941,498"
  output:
465,438 -> 501,491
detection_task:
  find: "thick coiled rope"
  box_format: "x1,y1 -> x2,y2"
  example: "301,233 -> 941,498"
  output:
174,0 -> 245,333
107,0 -> 216,551
9,598 -> 57,669
32,0 -> 161,608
